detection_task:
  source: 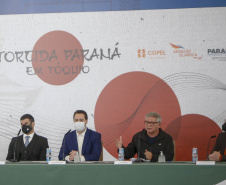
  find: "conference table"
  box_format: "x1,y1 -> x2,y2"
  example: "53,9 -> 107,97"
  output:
0,161 -> 226,185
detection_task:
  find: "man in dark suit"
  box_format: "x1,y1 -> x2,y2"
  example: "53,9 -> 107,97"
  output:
58,110 -> 102,161
6,114 -> 49,161
209,121 -> 226,161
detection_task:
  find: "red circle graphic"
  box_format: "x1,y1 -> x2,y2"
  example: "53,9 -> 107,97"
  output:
32,31 -> 84,85
165,114 -> 221,161
94,71 -> 181,159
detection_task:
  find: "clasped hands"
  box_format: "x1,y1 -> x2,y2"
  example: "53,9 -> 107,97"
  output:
115,136 -> 153,160
209,151 -> 220,161
69,150 -> 78,161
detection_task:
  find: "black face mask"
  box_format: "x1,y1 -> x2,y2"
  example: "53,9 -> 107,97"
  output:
22,124 -> 32,134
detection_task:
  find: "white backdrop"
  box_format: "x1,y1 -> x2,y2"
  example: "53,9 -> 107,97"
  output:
0,7 -> 226,161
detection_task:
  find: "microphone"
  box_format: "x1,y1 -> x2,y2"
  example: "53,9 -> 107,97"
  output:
11,129 -> 21,162
135,134 -> 142,162
17,129 -> 21,136
62,129 -> 71,160
207,135 -> 216,161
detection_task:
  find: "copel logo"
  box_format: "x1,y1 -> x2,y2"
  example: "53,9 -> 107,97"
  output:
138,49 -> 166,59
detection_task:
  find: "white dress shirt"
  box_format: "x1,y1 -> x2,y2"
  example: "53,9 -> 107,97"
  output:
66,128 -> 87,162
76,128 -> 86,162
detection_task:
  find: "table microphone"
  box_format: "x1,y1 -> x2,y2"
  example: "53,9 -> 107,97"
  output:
11,129 -> 21,162
62,129 -> 71,160
135,134 -> 142,162
207,135 -> 216,161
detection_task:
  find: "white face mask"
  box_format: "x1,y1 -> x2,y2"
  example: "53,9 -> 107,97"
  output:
74,122 -> 86,132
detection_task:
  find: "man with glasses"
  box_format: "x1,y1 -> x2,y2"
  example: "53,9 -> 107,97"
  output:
6,114 -> 49,161
115,112 -> 174,162
58,110 -> 102,161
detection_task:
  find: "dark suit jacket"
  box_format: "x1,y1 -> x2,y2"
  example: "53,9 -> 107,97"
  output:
58,128 -> 102,161
212,132 -> 226,161
6,133 -> 49,161
121,129 -> 174,162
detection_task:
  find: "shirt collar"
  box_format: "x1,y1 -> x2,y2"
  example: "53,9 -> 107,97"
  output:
23,132 -> 34,139
76,127 -> 87,137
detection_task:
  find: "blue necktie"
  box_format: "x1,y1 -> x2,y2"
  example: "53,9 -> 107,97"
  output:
25,136 -> 30,147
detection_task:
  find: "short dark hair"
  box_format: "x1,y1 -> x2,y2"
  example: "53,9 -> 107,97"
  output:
20,114 -> 35,123
73,110 -> 88,120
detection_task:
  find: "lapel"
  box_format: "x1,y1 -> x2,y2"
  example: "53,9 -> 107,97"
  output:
72,131 -> 78,151
16,135 -> 23,160
82,128 -> 90,155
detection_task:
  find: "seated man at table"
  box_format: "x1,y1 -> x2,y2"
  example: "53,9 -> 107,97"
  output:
6,114 -> 49,161
115,112 -> 174,162
58,110 -> 102,161
209,122 -> 226,161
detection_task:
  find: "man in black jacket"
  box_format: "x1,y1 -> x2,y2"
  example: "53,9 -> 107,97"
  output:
6,114 -> 49,161
115,112 -> 174,162
209,121 -> 226,161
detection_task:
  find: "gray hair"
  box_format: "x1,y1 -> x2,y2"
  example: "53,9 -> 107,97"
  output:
145,112 -> 162,122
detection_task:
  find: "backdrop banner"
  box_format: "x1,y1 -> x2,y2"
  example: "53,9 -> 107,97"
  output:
0,7 -> 226,161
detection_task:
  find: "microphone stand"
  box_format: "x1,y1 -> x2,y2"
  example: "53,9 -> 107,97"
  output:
11,129 -> 21,162
62,129 -> 71,160
135,134 -> 142,162
207,135 -> 216,161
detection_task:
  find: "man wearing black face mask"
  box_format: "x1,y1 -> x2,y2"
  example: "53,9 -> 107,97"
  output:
6,114 -> 49,161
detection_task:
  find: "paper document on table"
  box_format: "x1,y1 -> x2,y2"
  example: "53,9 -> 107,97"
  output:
48,161 -> 66,165
196,161 -> 215,165
114,161 -> 132,165
0,161 -> 5,165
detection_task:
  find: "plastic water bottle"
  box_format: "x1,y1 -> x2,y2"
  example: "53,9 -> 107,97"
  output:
158,151 -> 166,163
46,148 -> 52,162
192,148 -> 198,163
118,148 -> 124,161
74,152 -> 81,163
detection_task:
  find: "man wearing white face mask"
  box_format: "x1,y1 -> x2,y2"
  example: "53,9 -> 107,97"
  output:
58,110 -> 102,161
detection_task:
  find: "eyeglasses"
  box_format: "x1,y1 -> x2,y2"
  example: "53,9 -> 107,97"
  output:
144,121 -> 159,125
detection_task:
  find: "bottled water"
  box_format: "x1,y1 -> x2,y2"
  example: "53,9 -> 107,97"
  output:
192,148 -> 198,163
158,151 -> 165,163
74,152 -> 81,163
46,148 -> 52,162
118,148 -> 124,161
